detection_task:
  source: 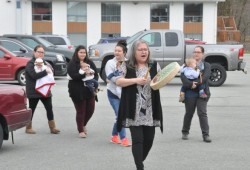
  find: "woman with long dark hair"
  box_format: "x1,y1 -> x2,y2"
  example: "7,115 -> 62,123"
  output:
67,45 -> 98,138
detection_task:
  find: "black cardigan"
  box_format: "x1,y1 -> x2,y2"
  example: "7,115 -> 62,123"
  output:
67,59 -> 99,102
117,61 -> 163,132
25,57 -> 51,98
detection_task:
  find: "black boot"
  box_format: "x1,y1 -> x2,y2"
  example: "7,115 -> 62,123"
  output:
203,135 -> 212,143
182,133 -> 188,140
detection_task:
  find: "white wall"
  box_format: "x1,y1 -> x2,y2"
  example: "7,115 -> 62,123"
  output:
52,1 -> 67,35
21,0 -> 32,34
87,2 -> 101,47
203,2 -> 217,43
121,2 -> 150,37
0,1 -> 16,35
169,2 -> 184,31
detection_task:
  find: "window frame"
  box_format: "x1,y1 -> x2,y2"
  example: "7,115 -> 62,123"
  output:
101,3 -> 121,22
150,3 -> 170,23
32,2 -> 52,21
184,3 -> 203,23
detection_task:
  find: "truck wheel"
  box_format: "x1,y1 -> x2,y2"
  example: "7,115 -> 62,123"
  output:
17,69 -> 26,86
0,124 -> 3,150
209,63 -> 227,87
101,69 -> 107,83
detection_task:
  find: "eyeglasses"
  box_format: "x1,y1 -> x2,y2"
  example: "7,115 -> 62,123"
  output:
36,51 -> 44,54
137,48 -> 148,52
193,51 -> 202,54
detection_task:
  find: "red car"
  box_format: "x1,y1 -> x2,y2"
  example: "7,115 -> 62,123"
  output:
0,46 -> 30,85
0,85 -> 32,150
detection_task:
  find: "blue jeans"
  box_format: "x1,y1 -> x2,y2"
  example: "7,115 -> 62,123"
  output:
107,90 -> 126,140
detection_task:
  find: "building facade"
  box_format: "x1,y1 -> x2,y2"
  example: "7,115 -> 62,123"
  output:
0,0 -> 225,47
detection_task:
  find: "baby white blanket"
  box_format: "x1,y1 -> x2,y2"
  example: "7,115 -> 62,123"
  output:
35,74 -> 55,97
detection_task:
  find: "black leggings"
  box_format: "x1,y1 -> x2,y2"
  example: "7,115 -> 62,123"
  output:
29,97 -> 54,121
129,126 -> 155,170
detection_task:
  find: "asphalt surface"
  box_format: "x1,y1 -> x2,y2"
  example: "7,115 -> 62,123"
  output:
0,55 -> 250,170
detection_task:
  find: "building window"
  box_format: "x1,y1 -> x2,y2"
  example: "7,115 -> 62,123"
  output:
67,2 -> 87,22
101,3 -> 121,22
184,3 -> 203,22
32,2 -> 52,21
151,3 -> 169,22
68,33 -> 87,47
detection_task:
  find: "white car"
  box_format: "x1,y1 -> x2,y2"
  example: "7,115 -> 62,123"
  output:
36,35 -> 74,50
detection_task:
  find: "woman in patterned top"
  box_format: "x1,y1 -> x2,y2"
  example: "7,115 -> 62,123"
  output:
116,40 -> 163,170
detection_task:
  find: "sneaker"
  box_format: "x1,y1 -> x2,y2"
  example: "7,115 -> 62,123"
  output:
79,132 -> 87,138
110,135 -> 121,144
121,138 -> 131,147
179,93 -> 185,102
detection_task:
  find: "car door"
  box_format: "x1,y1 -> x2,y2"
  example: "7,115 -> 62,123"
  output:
0,49 -> 13,79
163,32 -> 185,66
0,40 -> 32,57
139,32 -> 164,68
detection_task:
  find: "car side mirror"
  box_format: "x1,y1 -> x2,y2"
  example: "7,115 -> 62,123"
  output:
4,54 -> 11,59
20,47 -> 27,53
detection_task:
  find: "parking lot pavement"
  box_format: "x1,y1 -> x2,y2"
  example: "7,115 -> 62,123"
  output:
0,55 -> 250,170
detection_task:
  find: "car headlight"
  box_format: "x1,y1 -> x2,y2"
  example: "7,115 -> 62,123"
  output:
56,54 -> 64,62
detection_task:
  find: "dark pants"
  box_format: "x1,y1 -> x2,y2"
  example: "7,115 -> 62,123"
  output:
129,126 -> 155,170
29,97 -> 54,121
181,84 -> 205,92
72,97 -> 95,133
182,97 -> 210,136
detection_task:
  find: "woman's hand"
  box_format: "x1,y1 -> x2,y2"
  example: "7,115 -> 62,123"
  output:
191,81 -> 197,89
136,77 -> 148,85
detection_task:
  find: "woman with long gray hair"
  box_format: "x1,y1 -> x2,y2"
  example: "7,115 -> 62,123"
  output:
116,40 -> 163,170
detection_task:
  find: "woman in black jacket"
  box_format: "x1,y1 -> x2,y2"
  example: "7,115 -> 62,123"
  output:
181,46 -> 212,143
25,45 -> 60,134
67,45 -> 98,138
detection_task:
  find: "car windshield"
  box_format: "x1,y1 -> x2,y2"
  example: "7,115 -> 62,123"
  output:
37,37 -> 55,47
127,31 -> 144,44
